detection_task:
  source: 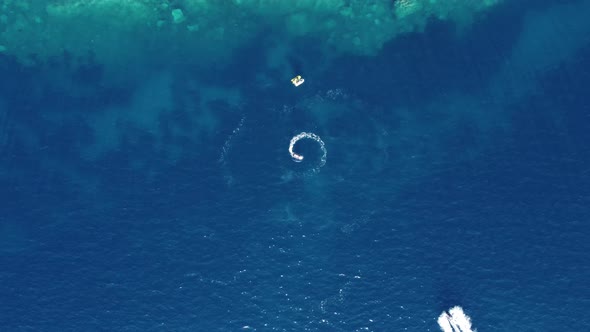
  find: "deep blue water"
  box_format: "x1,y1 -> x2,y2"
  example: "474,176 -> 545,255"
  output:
1,1 -> 590,331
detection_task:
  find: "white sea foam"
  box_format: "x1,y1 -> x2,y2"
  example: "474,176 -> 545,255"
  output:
219,116 -> 245,165
0,104 -> 7,154
219,116 -> 245,186
288,132 -> 327,168
438,306 -> 475,332
0,101 -> 16,159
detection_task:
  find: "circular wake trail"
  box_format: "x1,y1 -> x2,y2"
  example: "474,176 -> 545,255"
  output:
288,132 -> 327,168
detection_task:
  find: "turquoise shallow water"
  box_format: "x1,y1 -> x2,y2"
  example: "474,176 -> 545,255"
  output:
1,1 -> 590,331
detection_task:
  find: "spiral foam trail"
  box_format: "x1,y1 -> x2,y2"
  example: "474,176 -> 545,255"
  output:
288,132 -> 327,167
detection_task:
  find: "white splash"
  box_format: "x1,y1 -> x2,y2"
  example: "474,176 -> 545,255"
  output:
288,132 -> 327,167
438,306 -> 475,332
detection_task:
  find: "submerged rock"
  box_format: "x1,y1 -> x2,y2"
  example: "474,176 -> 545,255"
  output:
171,8 -> 185,24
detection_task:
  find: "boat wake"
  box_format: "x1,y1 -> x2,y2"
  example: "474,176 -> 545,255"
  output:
288,132 -> 327,174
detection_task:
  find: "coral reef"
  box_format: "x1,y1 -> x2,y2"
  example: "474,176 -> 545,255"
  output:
0,0 -> 503,72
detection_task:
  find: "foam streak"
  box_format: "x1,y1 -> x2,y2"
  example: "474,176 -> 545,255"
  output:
219,116 -> 245,164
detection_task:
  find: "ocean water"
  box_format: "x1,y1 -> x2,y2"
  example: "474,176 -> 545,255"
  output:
1,1 -> 590,331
